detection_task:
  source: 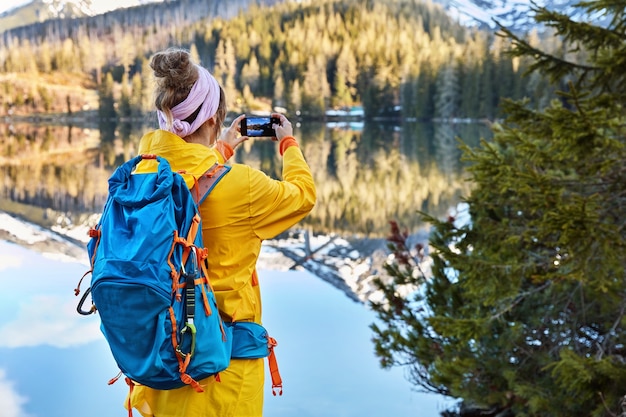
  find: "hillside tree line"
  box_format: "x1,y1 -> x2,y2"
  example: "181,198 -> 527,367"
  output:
0,0 -> 560,121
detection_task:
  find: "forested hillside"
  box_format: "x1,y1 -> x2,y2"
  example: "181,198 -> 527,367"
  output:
0,0 -> 560,121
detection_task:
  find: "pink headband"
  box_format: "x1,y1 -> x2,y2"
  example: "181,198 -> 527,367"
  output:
157,65 -> 221,137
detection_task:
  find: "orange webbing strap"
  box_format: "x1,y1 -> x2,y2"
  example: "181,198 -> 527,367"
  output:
180,372 -> 204,393
190,163 -> 229,206
193,239 -> 211,317
87,226 -> 101,267
168,307 -> 181,364
168,227 -> 200,301
168,307 -> 205,393
105,370 -> 136,416
177,169 -> 202,203
125,377 -> 135,417
178,214 -> 201,293
167,231 -> 182,299
198,261 -> 227,341
251,270 -> 259,286
178,351 -> 203,392
267,337 -> 283,396
183,214 -> 202,259
178,218 -> 200,265
168,307 -> 186,375
180,351 -> 192,374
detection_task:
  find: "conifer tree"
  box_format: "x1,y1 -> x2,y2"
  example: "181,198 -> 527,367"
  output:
213,38 -> 237,110
289,78 -> 302,114
434,61 -> 460,120
301,54 -> 329,117
119,72 -> 132,120
240,53 -> 261,94
332,45 -> 357,108
272,67 -> 286,109
371,2 -> 626,416
98,72 -> 118,147
130,72 -> 143,117
98,72 -> 117,121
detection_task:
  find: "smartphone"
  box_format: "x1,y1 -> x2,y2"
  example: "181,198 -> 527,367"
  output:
240,116 -> 280,137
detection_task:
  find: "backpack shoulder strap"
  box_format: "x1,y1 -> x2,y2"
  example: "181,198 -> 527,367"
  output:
192,163 -> 231,206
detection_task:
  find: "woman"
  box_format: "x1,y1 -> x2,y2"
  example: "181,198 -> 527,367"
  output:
129,47 -> 316,417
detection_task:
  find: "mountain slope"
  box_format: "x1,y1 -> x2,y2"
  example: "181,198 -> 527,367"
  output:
1,0 -> 91,32
440,0 -> 608,31
0,0 -> 600,33
1,0 -> 285,38
0,0 -> 602,35
0,0 -> 163,32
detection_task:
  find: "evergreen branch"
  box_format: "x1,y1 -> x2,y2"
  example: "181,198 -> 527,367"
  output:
498,26 -> 599,84
598,390 -> 619,417
578,0 -> 626,34
489,281 -> 552,322
535,5 -> 626,47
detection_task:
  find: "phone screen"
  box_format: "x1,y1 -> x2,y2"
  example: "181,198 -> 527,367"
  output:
240,116 -> 279,137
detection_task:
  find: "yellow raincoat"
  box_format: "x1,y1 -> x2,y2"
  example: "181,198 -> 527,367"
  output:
128,130 -> 316,417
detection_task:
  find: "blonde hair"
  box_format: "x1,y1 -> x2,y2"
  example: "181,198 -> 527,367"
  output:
150,47 -> 226,135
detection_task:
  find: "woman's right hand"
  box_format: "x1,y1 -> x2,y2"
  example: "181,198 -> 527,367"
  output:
219,114 -> 249,150
272,113 -> 294,141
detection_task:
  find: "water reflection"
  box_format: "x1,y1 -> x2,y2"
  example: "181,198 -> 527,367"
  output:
0,240 -> 451,417
0,369 -> 27,417
0,119 -> 490,237
0,243 -> 99,349
0,240 -> 126,417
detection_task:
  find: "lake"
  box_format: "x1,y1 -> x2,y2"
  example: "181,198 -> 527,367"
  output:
0,239 -> 455,417
0,119 -> 489,237
0,119 -> 487,416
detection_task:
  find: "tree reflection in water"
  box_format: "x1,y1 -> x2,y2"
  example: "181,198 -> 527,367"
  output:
0,120 -> 489,238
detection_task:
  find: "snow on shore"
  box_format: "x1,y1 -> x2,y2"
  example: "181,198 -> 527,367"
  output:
0,211 -> 390,303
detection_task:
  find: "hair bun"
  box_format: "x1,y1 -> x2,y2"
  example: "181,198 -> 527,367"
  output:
150,48 -> 197,90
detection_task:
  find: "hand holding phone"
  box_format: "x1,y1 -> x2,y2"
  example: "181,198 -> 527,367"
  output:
240,116 -> 281,138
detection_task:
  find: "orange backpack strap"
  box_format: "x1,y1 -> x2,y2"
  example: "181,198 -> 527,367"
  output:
191,163 -> 231,206
267,337 -> 283,396
228,322 -> 284,394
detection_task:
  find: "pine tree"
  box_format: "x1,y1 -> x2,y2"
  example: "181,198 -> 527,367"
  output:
434,60 -> 460,120
371,2 -> 626,416
289,78 -> 302,114
240,53 -> 261,94
213,38 -> 237,110
301,54 -> 329,117
272,67 -> 286,110
98,72 -> 117,121
98,72 -> 118,146
119,72 -> 132,120
129,72 -> 141,116
332,45 -> 357,108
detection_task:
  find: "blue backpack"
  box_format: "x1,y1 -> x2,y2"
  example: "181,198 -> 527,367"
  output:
76,154 -> 233,392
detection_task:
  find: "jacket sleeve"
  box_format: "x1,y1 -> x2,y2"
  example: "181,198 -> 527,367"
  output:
249,145 -> 316,240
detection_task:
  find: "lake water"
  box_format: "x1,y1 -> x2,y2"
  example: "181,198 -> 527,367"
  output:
0,120 -> 490,237
0,239 -> 455,417
0,119 -> 483,416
